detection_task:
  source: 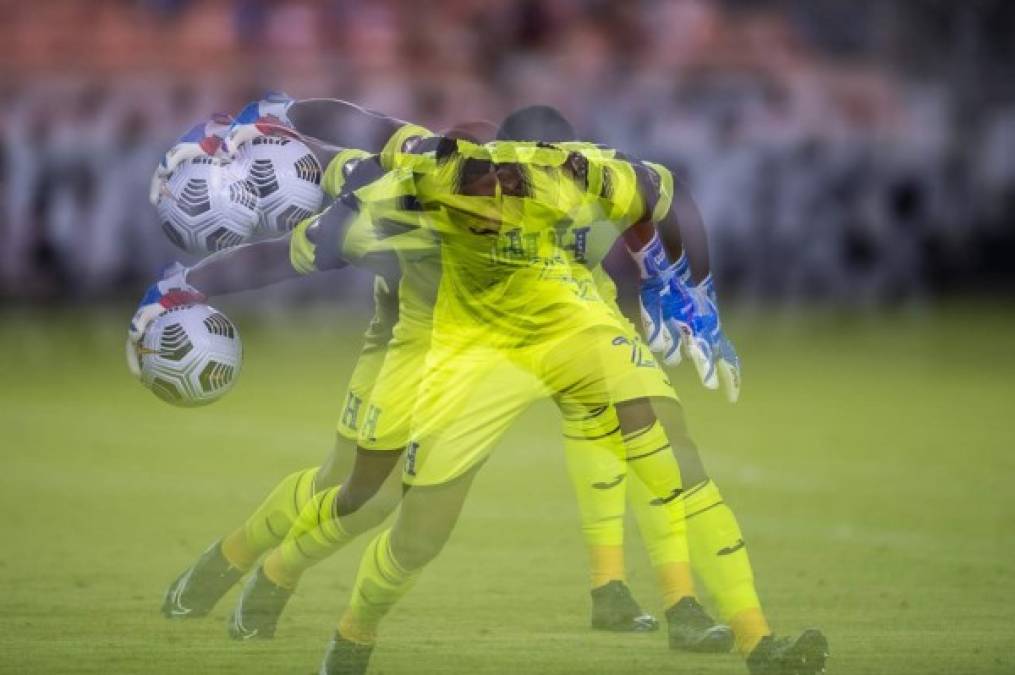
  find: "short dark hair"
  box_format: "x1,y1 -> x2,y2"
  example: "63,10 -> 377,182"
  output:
496,105 -> 576,142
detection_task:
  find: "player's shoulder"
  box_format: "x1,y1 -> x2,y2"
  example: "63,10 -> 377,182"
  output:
379,122 -> 464,172
323,149 -> 386,197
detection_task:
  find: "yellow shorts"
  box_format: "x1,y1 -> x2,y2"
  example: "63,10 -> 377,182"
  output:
355,330 -> 431,451
336,326 -> 431,452
403,320 -> 676,486
336,342 -> 387,442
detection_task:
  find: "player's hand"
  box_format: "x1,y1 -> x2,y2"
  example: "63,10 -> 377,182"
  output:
638,245 -> 697,365
148,114 -> 234,206
640,264 -> 696,367
682,275 -> 741,403
221,91 -> 297,154
125,263 -> 206,378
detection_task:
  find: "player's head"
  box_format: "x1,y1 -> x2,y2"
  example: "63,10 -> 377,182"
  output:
496,105 -> 576,143
442,119 -> 497,144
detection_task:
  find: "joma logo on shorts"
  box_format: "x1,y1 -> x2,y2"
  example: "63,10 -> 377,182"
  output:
404,441 -> 420,476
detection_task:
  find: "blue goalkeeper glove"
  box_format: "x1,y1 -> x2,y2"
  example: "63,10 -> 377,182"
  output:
125,263 -> 206,379
148,113 -> 234,206
632,234 -> 741,401
633,234 -> 694,365
221,91 -> 297,154
682,275 -> 741,403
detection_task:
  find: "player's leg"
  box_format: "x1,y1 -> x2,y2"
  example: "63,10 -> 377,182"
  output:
228,445 -> 404,640
323,468 -> 480,674
228,336 -> 427,638
540,325 -> 733,652
161,435 -> 351,621
630,396 -> 767,651
561,398 -> 721,637
611,395 -> 738,653
160,344 -> 385,620
319,345 -> 536,673
623,394 -> 828,671
255,334 -> 429,588
257,448 -> 405,589
557,398 -> 657,632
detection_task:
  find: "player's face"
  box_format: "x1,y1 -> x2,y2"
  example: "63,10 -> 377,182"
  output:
458,160 -> 526,198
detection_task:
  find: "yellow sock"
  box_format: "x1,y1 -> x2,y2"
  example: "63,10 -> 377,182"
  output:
588,545 -> 626,588
623,421 -> 694,600
339,529 -> 419,643
337,612 -> 378,646
262,485 -> 350,589
221,529 -> 260,572
684,480 -> 769,653
654,561 -> 695,608
731,607 -> 771,656
220,467 -> 318,571
560,403 -> 629,589
624,439 -> 693,606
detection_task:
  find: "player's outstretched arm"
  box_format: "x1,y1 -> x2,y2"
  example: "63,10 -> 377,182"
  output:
125,194 -> 367,379
185,235 -> 304,296
658,177 -> 710,284
621,162 -> 740,401
225,94 -> 408,161
125,235 -> 308,378
287,98 -> 405,154
656,177 -> 740,402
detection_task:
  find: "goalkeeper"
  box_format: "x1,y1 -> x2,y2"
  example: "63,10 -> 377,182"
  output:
152,101 -> 730,639
136,99 -> 826,675
155,114 -> 684,637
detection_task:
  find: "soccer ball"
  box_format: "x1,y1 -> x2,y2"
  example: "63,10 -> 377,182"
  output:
156,156 -> 260,256
138,304 -> 242,407
232,136 -> 324,235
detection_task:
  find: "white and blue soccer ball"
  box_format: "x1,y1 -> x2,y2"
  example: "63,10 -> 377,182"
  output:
232,136 -> 324,235
156,156 -> 260,256
138,304 -> 243,407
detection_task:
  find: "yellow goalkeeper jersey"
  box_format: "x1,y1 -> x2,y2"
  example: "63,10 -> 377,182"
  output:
378,129 -> 671,348
294,125 -> 674,349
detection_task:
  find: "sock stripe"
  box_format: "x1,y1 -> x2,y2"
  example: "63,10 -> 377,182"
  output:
263,517 -> 284,540
685,500 -> 724,521
384,536 -> 413,577
681,480 -> 710,500
355,584 -> 380,610
315,493 -> 328,529
292,535 -> 314,560
372,542 -> 403,586
621,424 -> 656,444
627,443 -> 669,461
292,470 -> 309,514
563,424 -> 621,441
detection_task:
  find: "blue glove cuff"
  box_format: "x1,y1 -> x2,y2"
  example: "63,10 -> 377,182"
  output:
630,233 -> 670,279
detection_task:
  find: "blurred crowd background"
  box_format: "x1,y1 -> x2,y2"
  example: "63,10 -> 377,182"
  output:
1,0 -> 1014,307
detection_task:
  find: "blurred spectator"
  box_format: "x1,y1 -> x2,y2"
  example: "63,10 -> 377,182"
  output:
0,0 -> 1012,306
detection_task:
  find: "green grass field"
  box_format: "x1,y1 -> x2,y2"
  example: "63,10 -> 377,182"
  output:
1,303 -> 1014,674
